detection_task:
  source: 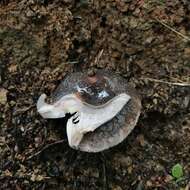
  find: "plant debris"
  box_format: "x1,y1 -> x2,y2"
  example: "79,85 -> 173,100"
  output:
0,88 -> 8,105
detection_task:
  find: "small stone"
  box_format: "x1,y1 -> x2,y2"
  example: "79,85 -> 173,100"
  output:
26,10 -> 36,17
153,98 -> 158,105
129,17 -> 139,28
20,126 -> 25,132
136,134 -> 146,146
144,37 -> 154,45
183,96 -> 190,108
127,165 -> 133,174
0,48 -> 4,55
0,136 -> 5,142
0,88 -> 8,105
9,101 -> 16,106
34,137 -> 42,147
31,173 -> 45,182
146,180 -> 152,187
4,169 -> 13,177
184,48 -> 190,57
8,64 -> 17,73
155,164 -> 164,172
14,144 -> 19,152
112,51 -> 121,58
87,68 -> 97,76
164,175 -> 173,183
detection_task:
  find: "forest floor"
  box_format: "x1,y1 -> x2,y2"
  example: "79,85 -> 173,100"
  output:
0,0 -> 190,189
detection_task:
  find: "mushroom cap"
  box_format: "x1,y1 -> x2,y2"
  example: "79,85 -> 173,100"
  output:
52,71 -> 118,107
52,70 -> 141,152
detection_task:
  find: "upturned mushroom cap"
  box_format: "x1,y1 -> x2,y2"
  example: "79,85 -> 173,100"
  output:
37,70 -> 141,152
52,71 -> 117,107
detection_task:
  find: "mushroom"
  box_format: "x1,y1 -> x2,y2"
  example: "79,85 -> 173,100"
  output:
37,70 -> 141,152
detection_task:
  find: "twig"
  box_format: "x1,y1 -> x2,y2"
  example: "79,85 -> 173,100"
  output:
0,174 -> 50,181
26,139 -> 65,160
0,140 -> 11,151
141,77 -> 190,87
94,49 -> 104,65
156,18 -> 190,41
100,153 -> 108,190
169,76 -> 185,83
13,105 -> 35,116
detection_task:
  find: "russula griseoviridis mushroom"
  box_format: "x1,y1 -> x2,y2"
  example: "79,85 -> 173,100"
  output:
37,70 -> 141,152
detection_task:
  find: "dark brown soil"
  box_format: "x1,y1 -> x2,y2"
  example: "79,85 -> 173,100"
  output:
0,0 -> 189,189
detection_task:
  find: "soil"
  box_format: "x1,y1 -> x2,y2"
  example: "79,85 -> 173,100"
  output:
0,0 -> 190,189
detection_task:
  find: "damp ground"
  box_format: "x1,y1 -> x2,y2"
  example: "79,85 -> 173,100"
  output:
0,1 -> 190,189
